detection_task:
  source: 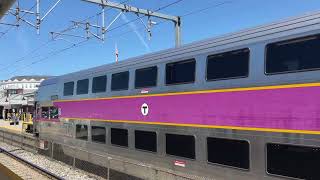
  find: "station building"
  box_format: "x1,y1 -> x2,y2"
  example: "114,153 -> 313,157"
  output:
0,76 -> 50,120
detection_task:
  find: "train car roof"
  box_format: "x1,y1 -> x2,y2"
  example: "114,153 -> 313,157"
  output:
48,10 -> 320,81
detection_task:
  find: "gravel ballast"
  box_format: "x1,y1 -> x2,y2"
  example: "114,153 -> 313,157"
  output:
0,141 -> 103,180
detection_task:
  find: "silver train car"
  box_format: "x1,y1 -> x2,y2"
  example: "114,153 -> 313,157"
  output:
35,11 -> 320,180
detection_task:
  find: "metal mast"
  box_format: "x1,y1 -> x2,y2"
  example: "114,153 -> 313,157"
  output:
83,0 -> 182,47
5,0 -> 63,34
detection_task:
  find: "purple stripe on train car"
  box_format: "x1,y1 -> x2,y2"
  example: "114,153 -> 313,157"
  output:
54,86 -> 320,131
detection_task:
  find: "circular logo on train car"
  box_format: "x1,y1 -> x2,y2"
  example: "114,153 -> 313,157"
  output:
141,103 -> 149,116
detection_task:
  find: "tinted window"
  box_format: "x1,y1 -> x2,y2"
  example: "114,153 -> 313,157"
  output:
91,126 -> 106,143
135,66 -> 157,88
207,48 -> 249,80
41,107 -> 49,119
111,71 -> 129,91
63,82 -> 74,96
92,75 -> 107,93
166,59 -> 196,85
49,106 -> 59,119
266,35 -> 320,74
76,79 -> 89,95
76,124 -> 88,140
111,128 -> 128,147
207,137 -> 249,169
166,133 -> 195,159
267,143 -> 320,179
135,130 -> 157,152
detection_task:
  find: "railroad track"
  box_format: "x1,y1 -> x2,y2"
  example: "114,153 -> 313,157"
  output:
0,147 -> 64,180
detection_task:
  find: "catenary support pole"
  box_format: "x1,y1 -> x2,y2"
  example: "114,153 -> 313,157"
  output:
83,0 -> 182,47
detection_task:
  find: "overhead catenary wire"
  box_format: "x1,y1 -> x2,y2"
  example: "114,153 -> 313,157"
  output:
108,1 -> 233,40
30,0 -> 231,67
2,0 -> 132,76
53,0 -> 131,35
3,0 -> 181,76
0,2 -> 38,38
181,1 -> 232,17
37,0 -> 233,77
1,0 -> 131,73
0,40 -> 52,72
5,0 -> 232,78
10,39 -> 90,76
0,3 -> 44,72
0,2 -> 47,72
106,0 -> 184,33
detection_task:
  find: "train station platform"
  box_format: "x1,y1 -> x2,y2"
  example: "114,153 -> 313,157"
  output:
0,120 -> 22,133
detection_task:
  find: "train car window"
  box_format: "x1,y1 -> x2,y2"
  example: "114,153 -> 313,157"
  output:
207,137 -> 249,169
111,71 -> 129,91
266,35 -> 320,74
91,126 -> 106,143
135,66 -> 157,88
49,107 -> 59,119
76,79 -> 89,95
206,48 -> 249,81
41,107 -> 49,119
63,82 -> 74,96
111,128 -> 128,147
166,133 -> 195,159
166,59 -> 196,85
76,124 -> 88,141
135,130 -> 157,152
267,143 -> 320,179
92,75 -> 107,93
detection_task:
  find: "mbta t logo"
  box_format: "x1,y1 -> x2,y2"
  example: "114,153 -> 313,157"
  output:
141,103 -> 149,116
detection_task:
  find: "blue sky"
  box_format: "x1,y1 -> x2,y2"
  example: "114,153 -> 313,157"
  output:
1,0 -> 320,80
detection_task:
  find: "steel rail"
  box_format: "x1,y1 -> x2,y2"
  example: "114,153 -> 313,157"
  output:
0,147 -> 64,180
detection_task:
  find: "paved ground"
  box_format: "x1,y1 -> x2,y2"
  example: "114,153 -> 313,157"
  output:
0,120 -> 22,132
0,169 -> 11,180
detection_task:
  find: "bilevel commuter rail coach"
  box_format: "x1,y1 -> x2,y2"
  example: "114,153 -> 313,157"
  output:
34,11 -> 320,180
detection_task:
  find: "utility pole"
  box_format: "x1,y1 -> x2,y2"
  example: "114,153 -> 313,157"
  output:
83,0 -> 182,47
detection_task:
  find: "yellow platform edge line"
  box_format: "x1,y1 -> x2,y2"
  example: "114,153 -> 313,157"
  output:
63,117 -> 320,135
54,82 -> 320,103
0,126 -> 21,133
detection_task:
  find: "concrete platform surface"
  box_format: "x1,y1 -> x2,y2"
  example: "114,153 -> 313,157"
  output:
0,120 -> 22,133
